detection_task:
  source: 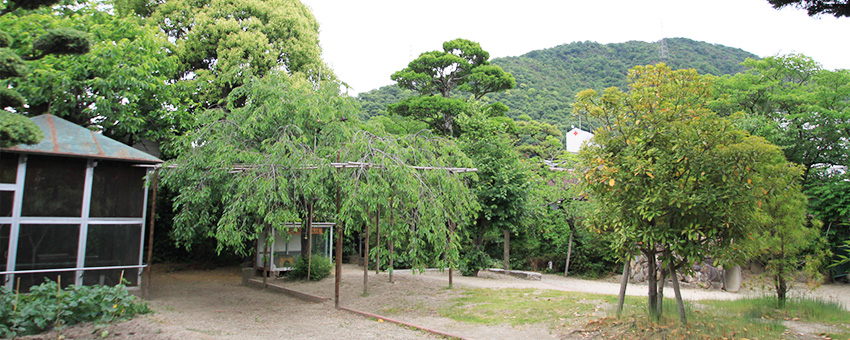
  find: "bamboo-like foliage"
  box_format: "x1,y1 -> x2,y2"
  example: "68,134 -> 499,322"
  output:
162,71 -> 478,271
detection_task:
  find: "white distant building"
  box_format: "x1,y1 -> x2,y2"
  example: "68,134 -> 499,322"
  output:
565,127 -> 594,153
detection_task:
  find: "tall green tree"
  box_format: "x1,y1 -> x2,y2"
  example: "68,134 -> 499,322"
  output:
577,64 -> 799,322
456,106 -> 531,273
136,0 -> 326,112
713,54 -> 849,273
0,0 -> 90,146
163,71 -> 478,274
1,0 -> 181,145
389,38 -> 515,137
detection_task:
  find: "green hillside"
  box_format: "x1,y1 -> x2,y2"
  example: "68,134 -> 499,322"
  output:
357,38 -> 758,129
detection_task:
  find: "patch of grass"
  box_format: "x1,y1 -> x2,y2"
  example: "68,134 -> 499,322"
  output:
439,288 -> 613,327
439,288 -> 850,339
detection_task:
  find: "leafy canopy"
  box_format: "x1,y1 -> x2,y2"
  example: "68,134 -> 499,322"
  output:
577,64 -> 800,316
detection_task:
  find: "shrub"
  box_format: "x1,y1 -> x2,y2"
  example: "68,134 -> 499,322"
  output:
0,280 -> 150,338
459,249 -> 493,277
289,255 -> 332,281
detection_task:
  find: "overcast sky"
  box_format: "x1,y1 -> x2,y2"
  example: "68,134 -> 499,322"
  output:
299,0 -> 848,95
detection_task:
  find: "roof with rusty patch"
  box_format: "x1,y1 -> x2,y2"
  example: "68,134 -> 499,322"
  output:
1,114 -> 162,164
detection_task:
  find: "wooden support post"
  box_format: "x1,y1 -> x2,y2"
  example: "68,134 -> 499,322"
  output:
263,225 -> 270,287
307,203 -> 313,281
617,260 -> 630,316
334,171 -> 342,308
375,205 -> 380,275
503,230 -> 510,272
144,169 -> 159,299
668,250 -> 687,324
388,197 -> 394,283
363,206 -> 370,295
448,221 -> 456,288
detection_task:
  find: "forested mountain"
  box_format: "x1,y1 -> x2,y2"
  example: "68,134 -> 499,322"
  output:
357,38 -> 758,130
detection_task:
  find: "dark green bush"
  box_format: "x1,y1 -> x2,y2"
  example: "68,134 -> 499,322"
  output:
33,28 -> 90,55
459,249 -> 493,277
289,255 -> 332,281
0,280 -> 150,338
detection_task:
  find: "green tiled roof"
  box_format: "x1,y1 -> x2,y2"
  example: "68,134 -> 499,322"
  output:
1,114 -> 162,164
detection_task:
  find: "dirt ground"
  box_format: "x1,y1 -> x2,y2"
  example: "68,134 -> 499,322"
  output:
20,264 -> 850,340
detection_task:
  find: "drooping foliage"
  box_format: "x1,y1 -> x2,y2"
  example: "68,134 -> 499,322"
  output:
163,71 -> 478,271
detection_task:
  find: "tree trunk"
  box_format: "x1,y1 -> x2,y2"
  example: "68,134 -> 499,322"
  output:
667,250 -> 687,324
503,230 -> 510,272
776,243 -> 788,307
564,232 -> 574,277
646,248 -> 659,320
617,260 -> 630,316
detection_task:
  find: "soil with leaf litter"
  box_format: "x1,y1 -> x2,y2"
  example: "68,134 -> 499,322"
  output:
19,264 -> 850,340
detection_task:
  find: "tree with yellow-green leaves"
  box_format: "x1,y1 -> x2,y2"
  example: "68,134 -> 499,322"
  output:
576,64 -> 808,323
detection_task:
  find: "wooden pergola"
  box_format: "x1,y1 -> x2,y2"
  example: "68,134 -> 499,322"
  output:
141,161 -> 477,307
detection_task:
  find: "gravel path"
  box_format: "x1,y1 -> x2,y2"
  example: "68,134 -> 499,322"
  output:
23,264 -> 850,340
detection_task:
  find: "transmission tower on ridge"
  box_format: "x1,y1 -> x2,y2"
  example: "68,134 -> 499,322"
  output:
657,38 -> 669,59
657,18 -> 669,60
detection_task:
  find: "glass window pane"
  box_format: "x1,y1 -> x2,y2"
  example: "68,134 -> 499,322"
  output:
0,191 -> 12,217
85,224 -> 141,267
83,268 -> 138,287
0,224 -> 8,286
90,161 -> 147,218
16,224 -> 79,270
15,224 -> 79,292
22,156 -> 86,217
17,271 -> 76,293
0,153 -> 17,184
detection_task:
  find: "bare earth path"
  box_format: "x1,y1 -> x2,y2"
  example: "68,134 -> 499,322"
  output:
25,264 -> 850,340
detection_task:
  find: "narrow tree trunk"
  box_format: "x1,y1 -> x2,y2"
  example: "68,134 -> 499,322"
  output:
617,260 -> 630,316
776,243 -> 788,307
564,231 -> 574,277
503,230 -> 510,272
668,251 -> 687,324
647,248 -> 659,320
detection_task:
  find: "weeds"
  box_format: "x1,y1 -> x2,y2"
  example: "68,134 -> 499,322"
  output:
0,279 -> 150,338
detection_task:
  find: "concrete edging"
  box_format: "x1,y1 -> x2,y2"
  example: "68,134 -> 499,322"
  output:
486,268 -> 542,280
338,306 -> 472,340
245,278 -> 330,303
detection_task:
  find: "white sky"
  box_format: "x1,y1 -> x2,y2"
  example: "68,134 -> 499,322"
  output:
300,0 -> 848,95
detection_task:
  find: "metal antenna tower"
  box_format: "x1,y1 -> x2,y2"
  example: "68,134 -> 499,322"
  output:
657,19 -> 669,59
